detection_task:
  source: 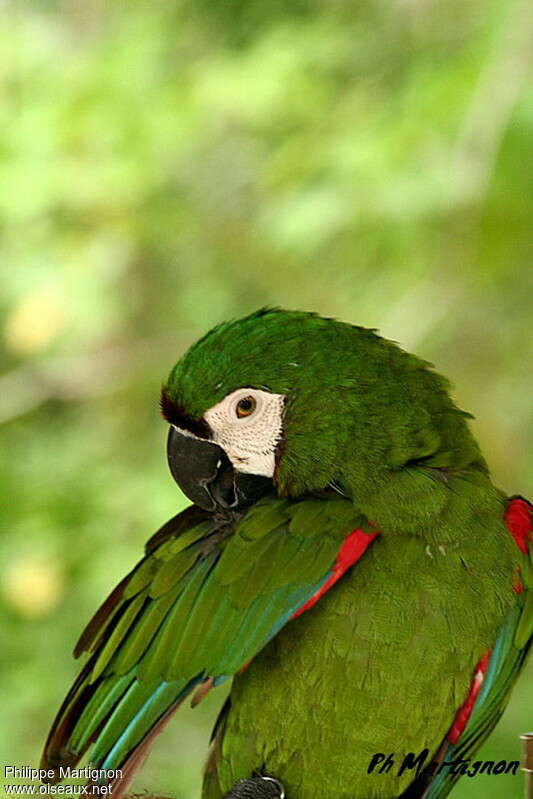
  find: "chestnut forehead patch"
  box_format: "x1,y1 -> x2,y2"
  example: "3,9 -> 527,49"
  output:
160,388 -> 212,439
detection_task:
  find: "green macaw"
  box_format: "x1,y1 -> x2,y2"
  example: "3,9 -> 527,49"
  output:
42,309 -> 532,799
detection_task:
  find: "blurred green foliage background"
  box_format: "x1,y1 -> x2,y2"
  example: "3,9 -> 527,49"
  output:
1,0 -> 532,797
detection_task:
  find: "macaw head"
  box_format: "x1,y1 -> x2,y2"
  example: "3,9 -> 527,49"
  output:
161,308 -> 482,512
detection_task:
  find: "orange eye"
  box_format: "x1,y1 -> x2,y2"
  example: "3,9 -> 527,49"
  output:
236,395 -> 257,418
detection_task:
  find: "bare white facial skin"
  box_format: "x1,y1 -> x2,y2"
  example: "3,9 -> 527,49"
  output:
203,388 -> 285,477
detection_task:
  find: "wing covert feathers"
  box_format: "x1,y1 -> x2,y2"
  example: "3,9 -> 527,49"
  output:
42,494 -> 370,794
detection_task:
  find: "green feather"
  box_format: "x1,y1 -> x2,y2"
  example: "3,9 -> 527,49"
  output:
149,546 -> 200,598
89,678 -> 170,767
138,555 -> 215,683
123,556 -> 159,599
112,580 -> 185,675
70,672 -> 134,753
216,526 -> 282,586
90,592 -> 147,683
236,500 -> 290,541
515,591 -> 533,648
287,499 -> 329,536
167,568 -> 233,676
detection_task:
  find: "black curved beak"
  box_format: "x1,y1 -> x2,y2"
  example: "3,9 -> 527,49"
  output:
167,427 -> 274,512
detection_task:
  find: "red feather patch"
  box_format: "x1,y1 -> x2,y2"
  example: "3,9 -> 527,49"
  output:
447,650 -> 491,745
505,497 -> 533,555
291,526 -> 379,620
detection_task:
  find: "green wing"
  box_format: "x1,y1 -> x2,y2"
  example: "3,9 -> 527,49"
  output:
42,494 -> 366,791
421,497 -> 533,799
